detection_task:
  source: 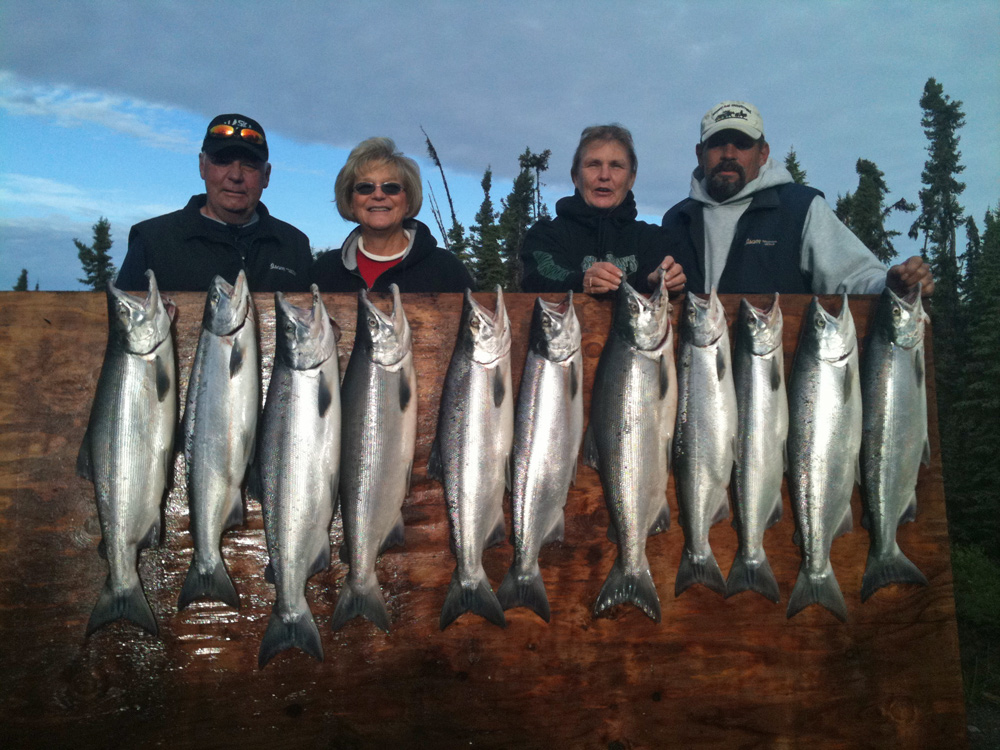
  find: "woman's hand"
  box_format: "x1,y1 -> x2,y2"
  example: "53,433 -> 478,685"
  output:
648,256 -> 686,294
583,262 -> 624,294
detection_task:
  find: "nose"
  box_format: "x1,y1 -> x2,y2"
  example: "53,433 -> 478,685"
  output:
597,164 -> 612,180
225,161 -> 246,181
719,143 -> 739,159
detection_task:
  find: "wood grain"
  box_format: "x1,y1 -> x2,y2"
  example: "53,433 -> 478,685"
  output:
0,290 -> 966,749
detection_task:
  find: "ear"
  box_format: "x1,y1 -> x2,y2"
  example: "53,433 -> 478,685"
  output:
261,162 -> 271,190
758,141 -> 770,165
199,152 -> 208,180
695,142 -> 705,168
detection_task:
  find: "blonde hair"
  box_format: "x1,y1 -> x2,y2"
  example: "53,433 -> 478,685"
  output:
333,137 -> 423,222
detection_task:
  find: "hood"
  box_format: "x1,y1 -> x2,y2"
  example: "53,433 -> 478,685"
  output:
689,158 -> 793,207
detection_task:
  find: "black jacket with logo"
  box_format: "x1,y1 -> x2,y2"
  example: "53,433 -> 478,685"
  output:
116,195 -> 312,293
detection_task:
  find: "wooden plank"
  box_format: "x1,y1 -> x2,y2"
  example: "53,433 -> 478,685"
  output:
0,290 -> 966,749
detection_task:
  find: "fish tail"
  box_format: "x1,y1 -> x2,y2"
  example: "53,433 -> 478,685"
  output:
439,570 -> 506,630
786,565 -> 848,622
860,545 -> 928,602
330,576 -> 391,632
674,547 -> 726,598
257,605 -> 324,669
177,558 -> 240,610
496,564 -> 551,622
592,558 -> 661,622
725,552 -> 780,603
86,576 -> 158,637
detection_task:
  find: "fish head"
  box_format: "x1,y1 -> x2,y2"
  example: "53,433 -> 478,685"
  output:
203,270 -> 251,337
459,286 -> 511,365
356,284 -> 411,367
530,290 -> 581,363
738,294 -> 783,356
680,287 -> 727,348
875,284 -> 926,349
274,285 -> 339,370
613,275 -> 671,351
800,294 -> 857,363
106,270 -> 173,355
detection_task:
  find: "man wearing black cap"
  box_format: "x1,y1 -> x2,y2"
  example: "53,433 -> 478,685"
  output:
116,113 -> 312,292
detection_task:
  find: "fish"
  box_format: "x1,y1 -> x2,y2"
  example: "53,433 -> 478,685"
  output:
727,295 -> 787,603
859,285 -> 930,601
786,294 -> 861,622
254,286 -> 341,667
673,288 -> 736,598
584,272 -> 675,622
498,291 -> 584,622
77,270 -> 177,636
331,285 -> 417,632
428,286 -> 513,630
178,271 -> 259,610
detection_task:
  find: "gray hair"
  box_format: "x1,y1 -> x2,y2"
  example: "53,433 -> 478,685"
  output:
570,124 -> 638,180
333,137 -> 423,222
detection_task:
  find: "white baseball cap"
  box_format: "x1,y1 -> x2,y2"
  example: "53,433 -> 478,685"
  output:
700,101 -> 764,142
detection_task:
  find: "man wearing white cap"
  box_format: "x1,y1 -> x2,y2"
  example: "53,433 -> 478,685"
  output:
661,100 -> 933,295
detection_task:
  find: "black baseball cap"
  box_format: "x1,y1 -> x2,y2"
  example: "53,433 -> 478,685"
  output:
202,113 -> 269,161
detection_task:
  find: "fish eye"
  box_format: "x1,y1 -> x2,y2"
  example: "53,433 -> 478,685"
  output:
815,313 -> 826,328
367,315 -> 378,329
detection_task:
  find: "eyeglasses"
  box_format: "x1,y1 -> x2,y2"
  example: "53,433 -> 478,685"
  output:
207,124 -> 266,146
353,181 -> 404,196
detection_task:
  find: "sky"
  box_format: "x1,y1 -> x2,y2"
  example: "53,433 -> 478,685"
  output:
0,0 -> 997,291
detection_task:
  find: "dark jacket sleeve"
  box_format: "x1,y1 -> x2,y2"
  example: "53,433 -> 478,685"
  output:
115,226 -> 153,291
520,220 -> 585,293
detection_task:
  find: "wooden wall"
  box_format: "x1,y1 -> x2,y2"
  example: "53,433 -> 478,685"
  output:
0,291 -> 966,749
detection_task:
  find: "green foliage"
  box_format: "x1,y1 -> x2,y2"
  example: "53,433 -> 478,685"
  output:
784,147 -> 808,185
835,158 -> 915,263
13,269 -> 28,291
471,168 -> 505,291
75,217 -> 117,291
953,545 -> 1000,635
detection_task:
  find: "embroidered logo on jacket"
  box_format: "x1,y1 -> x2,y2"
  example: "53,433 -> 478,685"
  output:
269,263 -> 296,275
744,239 -> 777,247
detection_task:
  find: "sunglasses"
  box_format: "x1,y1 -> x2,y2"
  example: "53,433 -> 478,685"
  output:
353,181 -> 404,196
207,124 -> 266,146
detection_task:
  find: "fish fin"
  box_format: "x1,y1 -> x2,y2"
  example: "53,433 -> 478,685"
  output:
792,527 -> 801,548
766,496 -> 783,528
155,354 -> 171,403
76,428 -> 94,481
439,570 -> 506,630
497,564 -> 551,622
593,557 -> 661,623
834,503 -> 853,539
330,575 -> 391,633
379,513 -> 406,554
337,541 -> 350,565
716,346 -> 726,382
140,517 -> 162,551
318,370 -> 332,418
264,561 -> 275,584
915,352 -> 924,389
842,361 -> 853,402
492,366 -> 505,409
786,564 -> 847,622
648,502 -> 670,535
398,369 -> 412,412
246,459 -> 263,503
899,493 -> 918,525
486,514 -> 506,550
860,544 -> 928,602
504,452 -> 513,493
675,547 -> 726,598
726,553 -> 780,603
921,437 -> 931,467
541,513 -> 566,545
782,439 -> 788,472
769,355 -> 782,392
606,521 -> 619,545
97,538 -> 108,559
570,360 -> 579,400
427,439 -> 443,482
582,425 -> 599,470
307,544 -> 332,579
224,491 -> 244,530
177,558 -> 240,610
659,353 -> 669,399
229,339 -> 244,378
86,577 -> 158,637
258,606 -> 324,668
404,460 -> 413,496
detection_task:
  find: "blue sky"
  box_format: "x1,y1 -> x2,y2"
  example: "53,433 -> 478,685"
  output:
1,0 -> 998,290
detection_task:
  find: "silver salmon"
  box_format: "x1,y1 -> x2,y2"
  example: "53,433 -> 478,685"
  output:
584,273 -> 675,622
332,285 -> 417,632
178,271 -> 259,610
673,288 -> 736,598
498,291 -> 583,622
77,270 -> 177,636
860,285 -> 930,601
787,294 -> 861,622
727,295 -> 787,603
255,286 -> 341,667
429,286 -> 513,630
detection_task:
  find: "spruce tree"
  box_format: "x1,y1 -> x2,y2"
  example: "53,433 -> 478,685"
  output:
784,148 -> 808,185
13,269 -> 28,291
835,158 -> 915,263
75,217 -> 117,290
471,168 -> 505,291
498,152 -> 537,292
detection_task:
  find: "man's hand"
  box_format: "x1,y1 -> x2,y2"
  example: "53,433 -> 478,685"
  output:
887,255 -> 934,296
648,256 -> 686,294
583,262 -> 624,294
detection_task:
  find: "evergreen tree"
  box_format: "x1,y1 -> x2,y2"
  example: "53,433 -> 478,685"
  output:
835,158 -> 915,263
519,148 -> 552,220
784,147 -> 808,185
471,168 -> 505,290
75,217 -> 117,290
961,215 -> 981,295
13,269 -> 28,291
498,149 -> 539,292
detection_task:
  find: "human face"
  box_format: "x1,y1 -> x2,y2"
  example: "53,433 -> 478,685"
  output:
351,162 -> 409,236
696,130 -> 769,202
199,150 -> 270,224
573,140 -> 636,211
